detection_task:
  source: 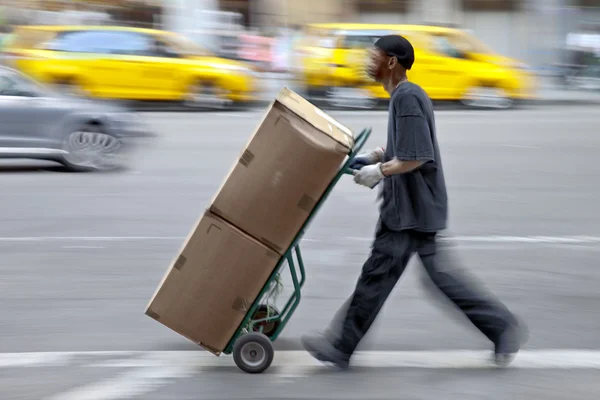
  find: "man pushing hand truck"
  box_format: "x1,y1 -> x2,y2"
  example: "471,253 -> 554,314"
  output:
301,34 -> 529,369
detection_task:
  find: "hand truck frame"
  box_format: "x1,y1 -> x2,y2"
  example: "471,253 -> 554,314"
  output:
219,127 -> 372,373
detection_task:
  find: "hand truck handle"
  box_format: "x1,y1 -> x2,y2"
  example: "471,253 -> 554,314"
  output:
343,127 -> 372,175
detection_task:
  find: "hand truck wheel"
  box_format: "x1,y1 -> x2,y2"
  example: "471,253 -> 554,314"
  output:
251,304 -> 281,338
232,332 -> 274,374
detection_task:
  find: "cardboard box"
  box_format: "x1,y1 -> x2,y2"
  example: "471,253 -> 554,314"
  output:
145,211 -> 281,354
210,87 -> 355,254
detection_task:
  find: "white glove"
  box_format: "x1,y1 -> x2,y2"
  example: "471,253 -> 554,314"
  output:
353,162 -> 384,188
348,147 -> 385,170
363,147 -> 385,164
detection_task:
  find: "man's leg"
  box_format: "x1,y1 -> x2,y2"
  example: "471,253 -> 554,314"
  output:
323,295 -> 351,343
302,233 -> 415,367
417,234 -> 527,365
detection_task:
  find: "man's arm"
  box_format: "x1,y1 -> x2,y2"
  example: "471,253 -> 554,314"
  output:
380,158 -> 425,176
351,156 -> 427,188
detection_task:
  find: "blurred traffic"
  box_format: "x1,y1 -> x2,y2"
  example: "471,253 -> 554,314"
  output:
0,65 -> 149,171
3,25 -> 260,108
0,20 -> 541,110
0,0 -> 597,170
0,0 -> 598,115
293,23 -> 537,109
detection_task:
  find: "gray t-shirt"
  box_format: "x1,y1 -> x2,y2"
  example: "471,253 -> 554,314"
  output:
378,81 -> 448,233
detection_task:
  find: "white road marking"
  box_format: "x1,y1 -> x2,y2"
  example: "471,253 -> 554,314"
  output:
61,245 -> 105,249
437,118 -> 600,125
0,235 -> 599,246
455,235 -> 600,244
303,235 -> 600,245
45,360 -> 194,400
501,144 -> 541,149
0,235 -> 598,242
2,350 -> 598,400
0,352 -> 73,368
2,350 -> 600,371
0,236 -> 183,242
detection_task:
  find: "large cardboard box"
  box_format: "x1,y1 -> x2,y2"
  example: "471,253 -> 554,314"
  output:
145,211 -> 281,354
210,87 -> 355,254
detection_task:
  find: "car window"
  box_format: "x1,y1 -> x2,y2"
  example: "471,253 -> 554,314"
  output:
431,34 -> 466,58
0,75 -> 17,95
112,32 -> 154,55
342,35 -> 380,49
337,31 -> 391,49
430,31 -> 493,57
0,71 -> 45,97
337,30 -> 426,51
454,31 -> 494,54
45,30 -> 153,56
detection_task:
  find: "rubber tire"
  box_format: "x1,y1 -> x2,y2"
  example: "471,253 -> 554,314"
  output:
461,86 -> 513,110
183,81 -> 230,110
232,332 -> 274,374
251,304 -> 281,338
60,124 -> 117,173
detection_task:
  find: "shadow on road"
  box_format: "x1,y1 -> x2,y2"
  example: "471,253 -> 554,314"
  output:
0,161 -> 132,174
0,163 -> 69,173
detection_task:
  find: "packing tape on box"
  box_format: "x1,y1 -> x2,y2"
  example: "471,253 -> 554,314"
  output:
297,193 -> 316,213
232,297 -> 251,313
146,309 -> 160,320
174,254 -> 187,271
239,150 -> 255,167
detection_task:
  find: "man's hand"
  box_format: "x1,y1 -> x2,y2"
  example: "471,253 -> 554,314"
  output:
348,147 -> 385,170
352,163 -> 384,189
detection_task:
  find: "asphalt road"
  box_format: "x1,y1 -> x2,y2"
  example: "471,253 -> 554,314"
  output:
1,105 -> 600,399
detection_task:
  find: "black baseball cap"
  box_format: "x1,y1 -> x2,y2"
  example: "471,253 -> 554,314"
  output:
374,35 -> 415,70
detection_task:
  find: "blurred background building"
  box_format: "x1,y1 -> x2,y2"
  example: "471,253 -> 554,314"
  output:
0,0 -> 599,92
157,0 -> 600,67
1,0 -> 599,67
0,0 -> 163,28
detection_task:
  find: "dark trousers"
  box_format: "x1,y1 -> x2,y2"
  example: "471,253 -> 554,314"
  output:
327,227 -> 518,356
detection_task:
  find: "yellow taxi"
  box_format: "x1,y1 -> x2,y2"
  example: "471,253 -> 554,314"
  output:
3,25 -> 260,108
295,23 -> 537,109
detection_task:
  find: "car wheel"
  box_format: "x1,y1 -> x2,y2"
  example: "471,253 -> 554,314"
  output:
183,82 -> 232,110
61,124 -> 123,172
461,86 -> 514,109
